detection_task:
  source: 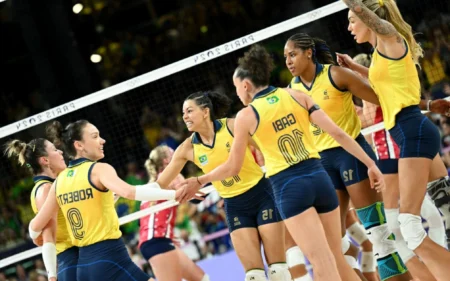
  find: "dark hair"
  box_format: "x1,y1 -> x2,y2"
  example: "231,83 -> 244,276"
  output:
145,145 -> 170,182
46,120 -> 90,159
234,44 -> 274,87
4,138 -> 48,175
185,91 -> 232,120
287,33 -> 335,65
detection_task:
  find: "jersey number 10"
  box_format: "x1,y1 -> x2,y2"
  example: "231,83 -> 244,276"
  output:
278,129 -> 310,165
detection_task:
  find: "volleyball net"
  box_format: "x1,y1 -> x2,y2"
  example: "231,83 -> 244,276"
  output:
1,0 -> 447,270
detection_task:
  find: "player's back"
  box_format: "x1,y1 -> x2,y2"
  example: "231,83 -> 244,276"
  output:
56,158 -> 121,247
249,86 -> 320,177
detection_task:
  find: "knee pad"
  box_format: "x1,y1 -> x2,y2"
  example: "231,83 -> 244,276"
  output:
268,263 -> 292,281
201,274 -> 210,281
385,208 -> 415,263
427,177 -> 450,209
366,224 -> 398,259
398,213 -> 427,251
357,203 -> 397,258
341,236 -> 351,254
361,251 -> 376,273
421,195 -> 447,248
347,222 -> 368,246
286,246 -> 306,268
356,202 -> 386,229
245,269 -> 266,281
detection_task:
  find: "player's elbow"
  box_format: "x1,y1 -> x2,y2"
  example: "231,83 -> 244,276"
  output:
229,166 -> 240,176
328,127 -> 346,141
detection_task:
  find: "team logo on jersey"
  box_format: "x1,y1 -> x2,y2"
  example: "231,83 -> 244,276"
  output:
199,155 -> 208,166
323,90 -> 329,100
266,96 -> 279,104
226,142 -> 231,152
67,170 -> 76,177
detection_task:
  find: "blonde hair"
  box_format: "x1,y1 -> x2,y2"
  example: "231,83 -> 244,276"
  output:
353,53 -> 372,67
145,145 -> 170,182
4,138 -> 48,174
362,0 -> 423,65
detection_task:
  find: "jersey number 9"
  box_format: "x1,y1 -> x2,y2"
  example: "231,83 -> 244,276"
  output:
67,208 -> 85,240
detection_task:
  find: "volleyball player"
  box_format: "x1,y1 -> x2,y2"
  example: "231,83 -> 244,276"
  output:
28,120 -> 185,281
341,0 -> 450,279
284,32 -> 410,281
251,137 -> 312,281
155,90 -> 292,281
5,139 -> 76,281
179,44 -> 387,281
139,145 -> 209,281
341,51 -> 450,250
351,53 -> 447,281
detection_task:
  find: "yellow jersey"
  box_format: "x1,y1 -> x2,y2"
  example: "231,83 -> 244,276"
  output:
55,158 -> 121,247
369,39 -> 420,130
192,118 -> 264,198
30,176 -> 72,253
250,86 -> 320,177
290,64 -> 361,151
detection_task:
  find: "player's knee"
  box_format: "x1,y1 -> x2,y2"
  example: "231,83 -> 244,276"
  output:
398,213 -> 427,251
245,269 -> 266,281
286,246 -> 305,268
268,263 -> 291,281
365,224 -> 398,258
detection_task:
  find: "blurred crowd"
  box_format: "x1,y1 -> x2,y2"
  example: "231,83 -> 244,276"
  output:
1,0 -> 450,280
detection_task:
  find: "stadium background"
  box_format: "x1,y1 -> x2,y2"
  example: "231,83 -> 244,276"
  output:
0,0 -> 449,280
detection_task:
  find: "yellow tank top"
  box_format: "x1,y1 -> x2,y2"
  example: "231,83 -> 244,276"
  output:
250,86 -> 320,177
369,39 -> 420,130
290,64 -> 361,151
192,118 -> 264,198
55,158 -> 121,247
31,176 -> 72,253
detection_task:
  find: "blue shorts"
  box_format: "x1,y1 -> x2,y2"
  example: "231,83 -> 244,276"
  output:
75,239 -> 149,281
378,159 -> 399,174
140,237 -> 175,260
389,106 -> 440,160
319,134 -> 376,190
224,177 -> 281,232
57,247 -> 78,281
269,159 -> 339,220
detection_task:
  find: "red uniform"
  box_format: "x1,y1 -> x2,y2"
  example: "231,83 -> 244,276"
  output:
138,173 -> 182,248
372,106 -> 400,160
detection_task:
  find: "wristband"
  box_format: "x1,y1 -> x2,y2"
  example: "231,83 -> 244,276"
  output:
427,100 -> 432,111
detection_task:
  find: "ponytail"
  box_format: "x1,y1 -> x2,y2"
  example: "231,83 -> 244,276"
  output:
4,138 -> 48,174
362,0 -> 423,65
287,33 -> 336,65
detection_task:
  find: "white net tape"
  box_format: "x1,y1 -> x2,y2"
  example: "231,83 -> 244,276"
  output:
0,0 -> 438,269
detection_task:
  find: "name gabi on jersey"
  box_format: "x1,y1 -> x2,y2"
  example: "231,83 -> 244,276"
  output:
58,188 -> 94,206
272,113 -> 296,133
